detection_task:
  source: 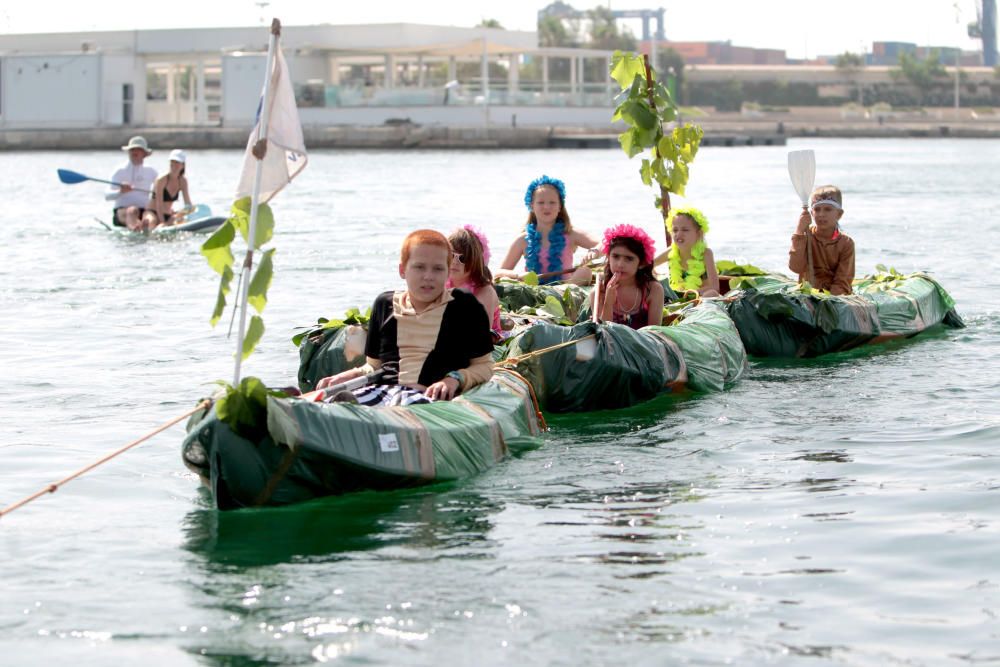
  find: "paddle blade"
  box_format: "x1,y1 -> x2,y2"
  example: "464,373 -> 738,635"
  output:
787,150 -> 816,206
57,168 -> 90,184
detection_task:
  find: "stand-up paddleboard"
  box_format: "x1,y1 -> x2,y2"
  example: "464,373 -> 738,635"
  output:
155,204 -> 226,234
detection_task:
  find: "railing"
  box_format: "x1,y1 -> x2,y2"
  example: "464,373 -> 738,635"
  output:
296,82 -> 617,109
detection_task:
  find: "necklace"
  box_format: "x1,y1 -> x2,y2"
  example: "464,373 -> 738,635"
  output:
615,286 -> 642,325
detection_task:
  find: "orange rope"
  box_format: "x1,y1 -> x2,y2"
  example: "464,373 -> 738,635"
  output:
494,367 -> 548,432
0,399 -> 211,519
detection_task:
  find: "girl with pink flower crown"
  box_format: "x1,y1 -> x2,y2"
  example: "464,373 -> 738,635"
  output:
496,175 -> 601,286
591,224 -> 665,330
448,225 -> 503,342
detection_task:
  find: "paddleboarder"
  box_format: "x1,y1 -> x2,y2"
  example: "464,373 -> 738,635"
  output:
142,149 -> 192,229
105,136 -> 157,231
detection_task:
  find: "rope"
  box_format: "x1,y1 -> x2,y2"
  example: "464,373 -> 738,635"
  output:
493,367 -> 548,431
495,333 -> 597,368
0,400 -> 211,519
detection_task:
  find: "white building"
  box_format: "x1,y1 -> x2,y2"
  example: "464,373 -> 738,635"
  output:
0,23 -> 623,129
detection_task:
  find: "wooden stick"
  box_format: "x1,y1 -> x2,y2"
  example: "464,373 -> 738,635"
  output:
0,400 -> 210,519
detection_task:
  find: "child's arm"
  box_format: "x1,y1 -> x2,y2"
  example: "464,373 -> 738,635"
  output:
181,176 -> 192,208
316,357 -> 382,389
788,210 -> 811,274
571,229 -> 601,253
494,237 -> 527,279
700,247 -> 720,295
830,237 -> 856,295
645,281 -> 665,327
598,273 -> 619,322
476,284 -> 500,324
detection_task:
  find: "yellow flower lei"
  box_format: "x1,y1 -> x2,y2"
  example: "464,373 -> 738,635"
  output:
666,207 -> 711,292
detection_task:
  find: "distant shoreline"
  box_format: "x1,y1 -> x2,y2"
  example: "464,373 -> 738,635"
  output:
3,110 -> 1000,150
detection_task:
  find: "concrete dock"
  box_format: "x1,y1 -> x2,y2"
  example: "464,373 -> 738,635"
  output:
3,107 -> 1000,150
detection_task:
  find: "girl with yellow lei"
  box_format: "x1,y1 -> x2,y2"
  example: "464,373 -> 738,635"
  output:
666,207 -> 720,297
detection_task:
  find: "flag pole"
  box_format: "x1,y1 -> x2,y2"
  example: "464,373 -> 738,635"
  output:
233,18 -> 281,386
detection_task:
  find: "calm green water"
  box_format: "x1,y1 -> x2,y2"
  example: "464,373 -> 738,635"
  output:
1,139 -> 998,665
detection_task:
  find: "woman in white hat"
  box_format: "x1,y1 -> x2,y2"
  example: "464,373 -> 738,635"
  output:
143,148 -> 193,229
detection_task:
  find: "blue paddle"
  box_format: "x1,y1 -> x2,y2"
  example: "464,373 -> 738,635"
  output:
57,168 -> 150,193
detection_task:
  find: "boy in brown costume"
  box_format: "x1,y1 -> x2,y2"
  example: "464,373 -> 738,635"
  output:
788,185 -> 855,295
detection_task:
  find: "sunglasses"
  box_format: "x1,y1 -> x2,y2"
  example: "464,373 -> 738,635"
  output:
452,252 -> 467,264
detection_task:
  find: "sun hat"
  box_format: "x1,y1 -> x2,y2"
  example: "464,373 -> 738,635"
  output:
169,149 -> 187,164
121,136 -> 152,154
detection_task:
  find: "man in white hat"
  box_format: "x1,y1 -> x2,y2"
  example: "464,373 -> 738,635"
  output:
105,136 -> 157,231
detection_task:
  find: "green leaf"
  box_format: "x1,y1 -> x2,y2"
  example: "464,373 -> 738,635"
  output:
631,101 -> 658,130
523,272 -> 539,286
230,197 -> 274,248
876,263 -> 888,272
540,295 -> 566,319
241,315 -> 265,360
619,129 -> 641,158
200,221 -> 235,276
639,159 -> 652,186
657,136 -> 678,160
209,265 -> 234,327
215,376 -> 274,440
610,51 -> 646,89
247,248 -> 275,314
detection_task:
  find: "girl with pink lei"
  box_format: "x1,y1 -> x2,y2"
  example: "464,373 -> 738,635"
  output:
591,224 -> 665,330
666,207 -> 720,297
496,175 -> 600,285
448,225 -> 502,342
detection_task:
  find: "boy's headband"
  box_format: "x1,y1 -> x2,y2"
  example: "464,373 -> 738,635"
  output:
811,199 -> 843,211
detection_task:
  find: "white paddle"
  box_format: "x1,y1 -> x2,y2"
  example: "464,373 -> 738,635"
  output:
787,149 -> 817,285
787,150 -> 816,209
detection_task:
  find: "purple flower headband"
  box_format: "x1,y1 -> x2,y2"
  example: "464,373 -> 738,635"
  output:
524,175 -> 566,210
601,224 -> 656,265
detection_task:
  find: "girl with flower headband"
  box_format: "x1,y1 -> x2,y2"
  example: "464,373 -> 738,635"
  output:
666,207 -> 720,297
591,224 -> 665,330
788,185 -> 855,295
496,175 -> 601,286
448,225 -> 503,342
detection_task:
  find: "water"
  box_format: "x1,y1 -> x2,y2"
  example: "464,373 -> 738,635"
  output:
2,139 -> 999,665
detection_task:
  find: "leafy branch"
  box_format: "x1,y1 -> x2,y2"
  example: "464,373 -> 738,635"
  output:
610,50 -> 704,232
290,307 -> 372,347
200,197 -> 276,360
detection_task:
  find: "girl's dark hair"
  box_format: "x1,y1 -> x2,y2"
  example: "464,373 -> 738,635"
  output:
602,236 -> 655,287
449,228 -> 493,288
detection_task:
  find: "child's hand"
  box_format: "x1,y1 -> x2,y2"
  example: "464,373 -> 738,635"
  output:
605,272 -> 621,295
425,376 -> 459,401
796,209 -> 811,234
316,368 -> 361,389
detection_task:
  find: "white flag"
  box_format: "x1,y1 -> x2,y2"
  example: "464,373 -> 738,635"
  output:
235,46 -> 308,203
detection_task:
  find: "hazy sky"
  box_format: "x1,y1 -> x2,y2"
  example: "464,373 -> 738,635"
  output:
1,1 -> 984,59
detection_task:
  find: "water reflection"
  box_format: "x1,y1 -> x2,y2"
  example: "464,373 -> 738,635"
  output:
182,484 -> 503,567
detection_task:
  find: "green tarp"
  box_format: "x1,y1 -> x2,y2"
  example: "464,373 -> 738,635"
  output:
497,300 -> 747,412
726,273 -> 964,358
182,371 -> 543,510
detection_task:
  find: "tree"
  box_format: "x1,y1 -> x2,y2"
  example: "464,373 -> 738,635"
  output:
477,19 -> 504,29
586,6 -> 636,51
835,51 -> 866,103
656,47 -> 686,104
891,51 -> 948,104
538,14 -> 576,47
